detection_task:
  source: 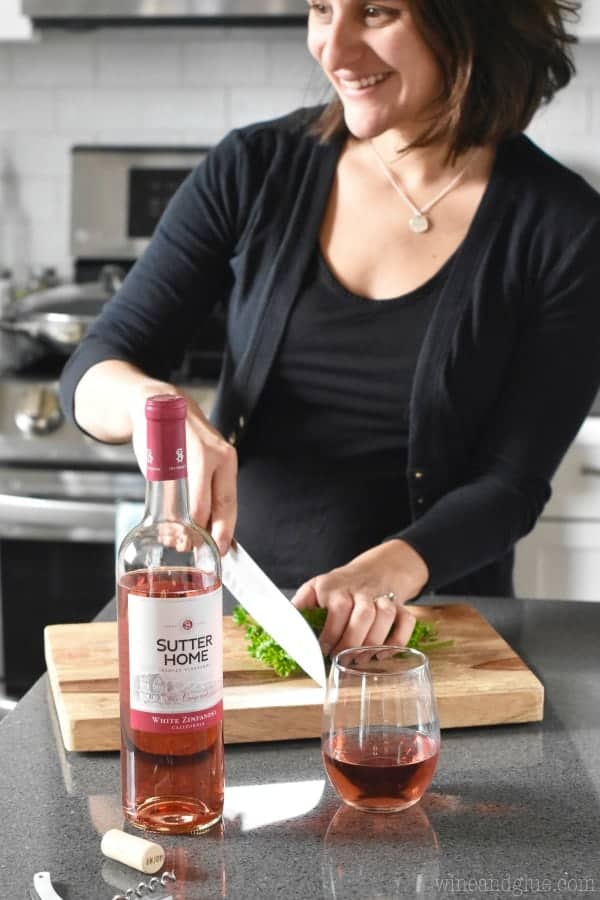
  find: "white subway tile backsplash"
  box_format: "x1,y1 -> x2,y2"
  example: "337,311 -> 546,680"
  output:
93,129 -> 190,146
0,88 -> 54,131
530,85 -> 591,136
140,89 -> 228,133
96,42 -> 182,87
29,218 -> 70,275
0,48 -> 12,84
591,89 -> 600,134
266,40 -> 320,87
184,40 -> 267,86
229,27 -> 304,42
93,128 -> 225,148
12,40 -> 93,87
230,87 -> 318,128
91,131 -> 224,157
56,89 -> 143,132
178,130 -> 226,146
572,42 -> 600,82
9,133 -> 74,177
18,176 -> 62,223
89,26 -> 228,43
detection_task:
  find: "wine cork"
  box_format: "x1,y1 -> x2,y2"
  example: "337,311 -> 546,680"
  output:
101,829 -> 165,874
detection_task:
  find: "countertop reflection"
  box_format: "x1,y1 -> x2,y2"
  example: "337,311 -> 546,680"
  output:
2,594 -> 600,899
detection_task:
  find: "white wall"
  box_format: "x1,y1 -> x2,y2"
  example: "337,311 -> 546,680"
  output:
0,27 -> 598,282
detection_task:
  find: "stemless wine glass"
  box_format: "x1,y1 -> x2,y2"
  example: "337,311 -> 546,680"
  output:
322,646 -> 440,813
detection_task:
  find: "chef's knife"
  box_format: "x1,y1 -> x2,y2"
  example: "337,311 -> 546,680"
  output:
222,542 -> 326,687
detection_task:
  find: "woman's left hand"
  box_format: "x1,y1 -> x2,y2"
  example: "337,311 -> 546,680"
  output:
291,540 -> 429,657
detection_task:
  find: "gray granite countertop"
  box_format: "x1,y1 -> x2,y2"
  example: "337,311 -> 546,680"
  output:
1,595 -> 599,899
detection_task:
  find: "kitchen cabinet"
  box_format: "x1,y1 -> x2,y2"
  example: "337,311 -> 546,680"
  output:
515,417 -> 600,601
515,518 -> 600,601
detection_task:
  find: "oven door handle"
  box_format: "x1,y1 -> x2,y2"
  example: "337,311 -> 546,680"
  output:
0,493 -> 116,542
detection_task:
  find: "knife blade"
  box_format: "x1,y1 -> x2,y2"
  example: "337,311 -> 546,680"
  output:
221,542 -> 326,687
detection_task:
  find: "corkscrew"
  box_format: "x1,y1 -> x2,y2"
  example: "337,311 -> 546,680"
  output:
31,869 -> 176,900
111,869 -> 177,899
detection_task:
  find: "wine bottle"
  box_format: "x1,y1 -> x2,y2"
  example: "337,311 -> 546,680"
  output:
117,394 -> 224,834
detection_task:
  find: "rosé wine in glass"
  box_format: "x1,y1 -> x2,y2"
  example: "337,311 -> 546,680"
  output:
322,646 -> 440,812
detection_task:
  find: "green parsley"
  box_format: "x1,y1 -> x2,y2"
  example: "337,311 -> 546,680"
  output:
406,618 -> 455,652
232,605 -> 453,678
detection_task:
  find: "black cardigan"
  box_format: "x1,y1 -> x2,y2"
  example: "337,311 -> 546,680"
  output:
60,107 -> 600,597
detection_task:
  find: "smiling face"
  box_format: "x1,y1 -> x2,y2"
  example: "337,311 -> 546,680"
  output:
307,0 -> 446,143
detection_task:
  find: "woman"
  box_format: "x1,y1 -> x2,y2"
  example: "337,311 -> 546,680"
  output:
61,0 -> 600,658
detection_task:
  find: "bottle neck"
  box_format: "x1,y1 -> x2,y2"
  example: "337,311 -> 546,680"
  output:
144,401 -> 189,522
144,476 -> 192,523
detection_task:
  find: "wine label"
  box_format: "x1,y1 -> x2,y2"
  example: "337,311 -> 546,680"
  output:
128,588 -> 223,733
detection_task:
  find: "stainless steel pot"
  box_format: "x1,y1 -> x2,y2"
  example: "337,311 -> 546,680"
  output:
0,265 -> 123,364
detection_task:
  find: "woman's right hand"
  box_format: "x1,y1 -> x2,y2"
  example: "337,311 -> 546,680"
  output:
129,383 -> 238,556
74,361 -> 238,555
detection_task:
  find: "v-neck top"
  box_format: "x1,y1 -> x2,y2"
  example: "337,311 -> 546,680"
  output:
240,247 -> 453,460
233,246 -> 452,585
60,106 -> 600,597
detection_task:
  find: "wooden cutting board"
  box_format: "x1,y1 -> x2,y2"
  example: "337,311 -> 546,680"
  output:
44,603 -> 543,752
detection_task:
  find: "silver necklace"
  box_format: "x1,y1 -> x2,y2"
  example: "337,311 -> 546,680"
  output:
369,140 -> 476,234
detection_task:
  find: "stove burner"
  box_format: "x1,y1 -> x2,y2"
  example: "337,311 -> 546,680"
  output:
14,385 -> 62,436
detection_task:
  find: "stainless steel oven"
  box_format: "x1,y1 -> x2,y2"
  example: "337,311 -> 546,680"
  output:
72,146 -> 206,269
0,378 -> 215,698
0,381 -> 139,697
0,145 -> 221,699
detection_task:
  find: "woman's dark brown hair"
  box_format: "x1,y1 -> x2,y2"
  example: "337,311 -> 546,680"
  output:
313,0 -> 580,161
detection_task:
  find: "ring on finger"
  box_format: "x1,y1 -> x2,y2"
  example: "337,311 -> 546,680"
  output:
373,591 -> 397,604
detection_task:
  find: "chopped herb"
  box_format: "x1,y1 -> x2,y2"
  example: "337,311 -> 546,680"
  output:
232,604 -> 305,677
232,605 -> 453,678
407,618 -> 455,652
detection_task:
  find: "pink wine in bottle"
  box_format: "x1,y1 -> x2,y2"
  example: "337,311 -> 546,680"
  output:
117,394 -> 224,834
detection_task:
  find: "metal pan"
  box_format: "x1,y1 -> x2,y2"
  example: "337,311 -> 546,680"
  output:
0,310 -> 95,355
0,265 -> 122,363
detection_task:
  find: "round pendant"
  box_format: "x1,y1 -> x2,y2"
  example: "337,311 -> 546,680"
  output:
409,214 -> 430,234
